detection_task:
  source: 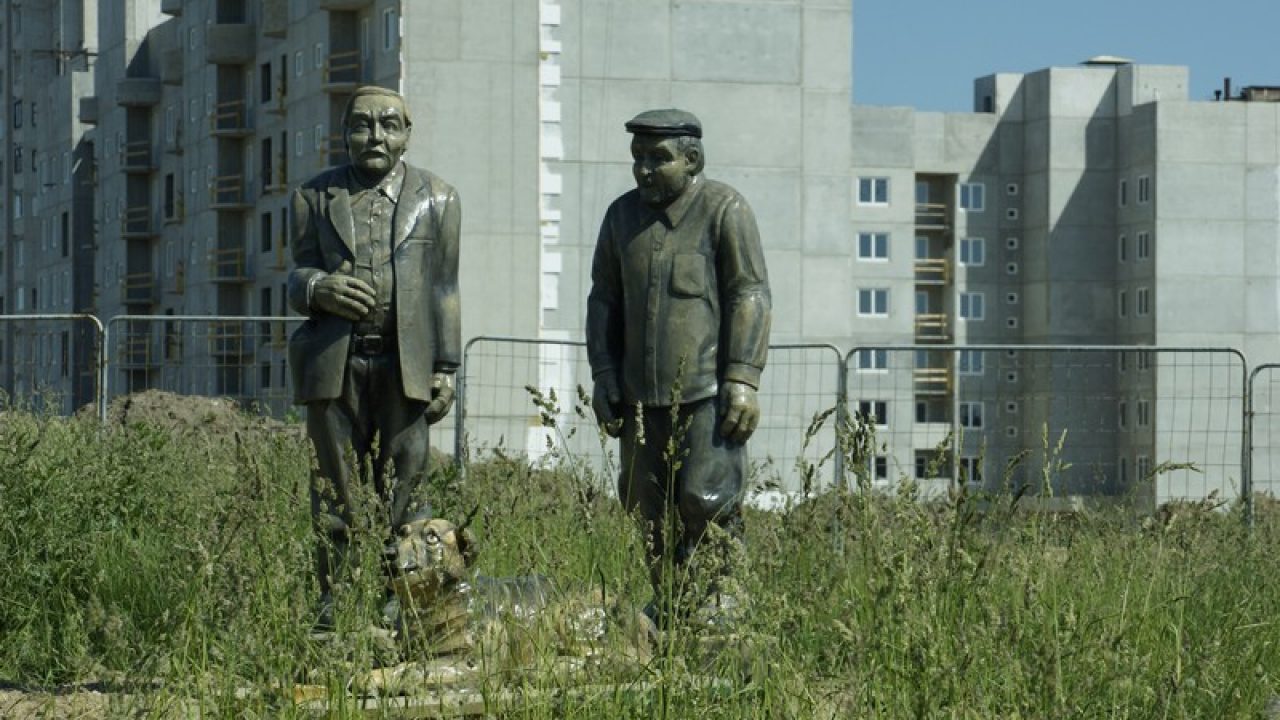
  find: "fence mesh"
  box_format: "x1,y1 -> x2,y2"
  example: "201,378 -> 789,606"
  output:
1249,364 -> 1280,500
105,315 -> 304,419
844,346 -> 1246,509
458,338 -> 845,492
0,314 -> 102,416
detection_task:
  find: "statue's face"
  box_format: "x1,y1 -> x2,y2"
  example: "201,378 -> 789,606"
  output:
631,135 -> 697,207
345,94 -> 410,178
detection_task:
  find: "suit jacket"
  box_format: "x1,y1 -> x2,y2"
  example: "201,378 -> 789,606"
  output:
287,162 -> 462,404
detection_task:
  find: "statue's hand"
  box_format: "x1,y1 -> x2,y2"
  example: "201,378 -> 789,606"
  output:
718,381 -> 760,444
424,373 -> 456,424
312,274 -> 376,321
592,374 -> 624,438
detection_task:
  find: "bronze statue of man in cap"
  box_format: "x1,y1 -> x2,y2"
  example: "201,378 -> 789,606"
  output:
586,108 -> 771,624
287,85 -> 461,630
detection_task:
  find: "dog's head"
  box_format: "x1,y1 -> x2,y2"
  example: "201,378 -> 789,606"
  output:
386,517 -> 478,595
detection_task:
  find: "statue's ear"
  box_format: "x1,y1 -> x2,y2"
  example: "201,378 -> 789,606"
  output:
456,527 -> 478,568
685,145 -> 703,176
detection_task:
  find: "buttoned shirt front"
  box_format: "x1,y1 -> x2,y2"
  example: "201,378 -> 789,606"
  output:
587,175 -> 771,407
348,162 -> 404,337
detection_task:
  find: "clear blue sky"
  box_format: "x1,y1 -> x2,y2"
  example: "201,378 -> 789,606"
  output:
853,0 -> 1280,111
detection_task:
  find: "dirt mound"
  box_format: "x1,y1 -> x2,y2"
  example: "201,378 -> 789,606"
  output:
93,389 -> 302,438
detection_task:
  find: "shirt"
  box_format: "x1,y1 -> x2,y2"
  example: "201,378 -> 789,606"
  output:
586,175 -> 771,408
348,162 -> 404,337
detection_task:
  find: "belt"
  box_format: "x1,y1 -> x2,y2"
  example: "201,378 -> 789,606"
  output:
350,333 -> 395,355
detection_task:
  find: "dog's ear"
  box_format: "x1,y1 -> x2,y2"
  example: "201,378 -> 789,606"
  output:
456,527 -> 479,568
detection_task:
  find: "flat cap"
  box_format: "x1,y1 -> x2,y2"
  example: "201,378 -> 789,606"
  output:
624,108 -> 702,138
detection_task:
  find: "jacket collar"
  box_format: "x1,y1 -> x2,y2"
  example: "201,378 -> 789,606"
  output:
325,161 -> 426,253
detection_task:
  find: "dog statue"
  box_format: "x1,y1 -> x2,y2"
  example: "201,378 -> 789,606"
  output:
384,515 -> 654,671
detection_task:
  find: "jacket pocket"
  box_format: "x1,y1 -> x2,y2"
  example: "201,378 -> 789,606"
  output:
670,253 -> 707,298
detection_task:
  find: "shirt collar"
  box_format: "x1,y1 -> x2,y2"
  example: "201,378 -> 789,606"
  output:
659,175 -> 703,228
348,161 -> 405,200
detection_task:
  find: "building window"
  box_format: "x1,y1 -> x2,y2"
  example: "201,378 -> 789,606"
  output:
1137,399 -> 1150,427
1137,231 -> 1151,259
1005,401 -> 1018,414
1006,182 -> 1019,196
857,232 -> 888,261
12,100 -> 21,129
313,42 -> 324,69
959,182 -> 985,212
313,123 -> 324,151
1118,401 -> 1128,430
1119,457 -> 1128,485
361,18 -> 371,58
383,8 -> 399,51
857,177 -> 889,206
295,131 -> 304,157
1136,455 -> 1151,480
1006,292 -> 1019,305
1118,234 -> 1127,262
858,288 -> 889,317
1006,316 -> 1019,329
260,63 -> 273,103
1006,236 -> 1019,250
1005,262 -> 1019,275
1118,178 -> 1128,207
1136,287 -> 1150,316
960,456 -> 982,485
959,237 -> 985,266
915,236 -> 930,259
958,350 -> 984,375
869,456 -> 889,483
959,401 -> 984,429
1118,290 -> 1127,318
959,292 -> 985,321
1005,207 -> 1019,220
856,349 -> 888,373
1138,351 -> 1152,371
857,400 -> 888,427
260,212 -> 273,253
295,50 -> 304,77
1137,175 -> 1151,204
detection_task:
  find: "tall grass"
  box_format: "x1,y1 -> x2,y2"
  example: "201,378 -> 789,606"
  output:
1,402 -> 1279,718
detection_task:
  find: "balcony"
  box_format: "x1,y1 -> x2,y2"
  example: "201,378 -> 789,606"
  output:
161,0 -> 183,16
169,260 -> 186,295
78,96 -> 98,125
121,272 -> 157,306
319,0 -> 373,9
121,207 -> 156,238
119,334 -> 160,369
209,322 -> 252,357
913,367 -> 952,396
121,141 -> 156,174
116,77 -> 162,107
210,100 -> 252,136
161,49 -> 183,85
263,0 -> 288,37
211,247 -> 250,283
206,23 -> 254,65
915,202 -> 950,231
323,50 -> 362,92
210,175 -> 250,209
915,313 -> 951,342
914,258 -> 949,285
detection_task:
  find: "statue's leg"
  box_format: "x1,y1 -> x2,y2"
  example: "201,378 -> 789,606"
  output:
673,397 -> 746,619
619,406 -> 671,611
368,352 -> 432,533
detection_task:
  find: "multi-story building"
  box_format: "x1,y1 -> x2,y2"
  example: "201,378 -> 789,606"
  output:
0,1 -> 97,414
850,60 -> 1280,506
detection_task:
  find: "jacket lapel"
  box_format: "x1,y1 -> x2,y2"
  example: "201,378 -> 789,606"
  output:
392,165 -> 430,250
325,180 -> 357,257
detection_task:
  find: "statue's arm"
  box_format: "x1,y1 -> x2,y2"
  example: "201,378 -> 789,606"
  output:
716,196 -> 771,388
585,210 -> 624,381
287,188 -> 324,316
431,187 -> 463,373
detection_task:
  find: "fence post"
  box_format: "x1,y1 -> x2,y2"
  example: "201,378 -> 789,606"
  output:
833,347 -> 848,486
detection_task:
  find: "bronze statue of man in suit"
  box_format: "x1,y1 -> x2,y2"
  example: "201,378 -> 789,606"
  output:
587,109 -> 771,625
287,85 -> 461,630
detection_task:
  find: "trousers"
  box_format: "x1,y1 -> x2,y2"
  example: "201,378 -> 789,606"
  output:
618,398 -> 745,598
305,348 -> 432,597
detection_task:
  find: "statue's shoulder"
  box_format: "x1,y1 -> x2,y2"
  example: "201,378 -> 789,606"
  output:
700,177 -> 748,206
403,163 -> 458,201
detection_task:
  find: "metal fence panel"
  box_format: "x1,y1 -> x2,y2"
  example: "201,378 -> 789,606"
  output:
1248,364 -> 1280,500
0,314 -> 103,417
845,345 -> 1246,510
458,338 -> 846,492
104,315 -> 306,419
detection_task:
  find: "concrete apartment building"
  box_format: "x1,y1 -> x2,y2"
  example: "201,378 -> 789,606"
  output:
850,61 -> 1280,506
2,0 -> 1278,503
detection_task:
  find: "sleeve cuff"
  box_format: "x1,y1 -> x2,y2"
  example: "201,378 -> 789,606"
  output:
305,272 -> 326,312
434,363 -> 460,375
723,363 -> 762,390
